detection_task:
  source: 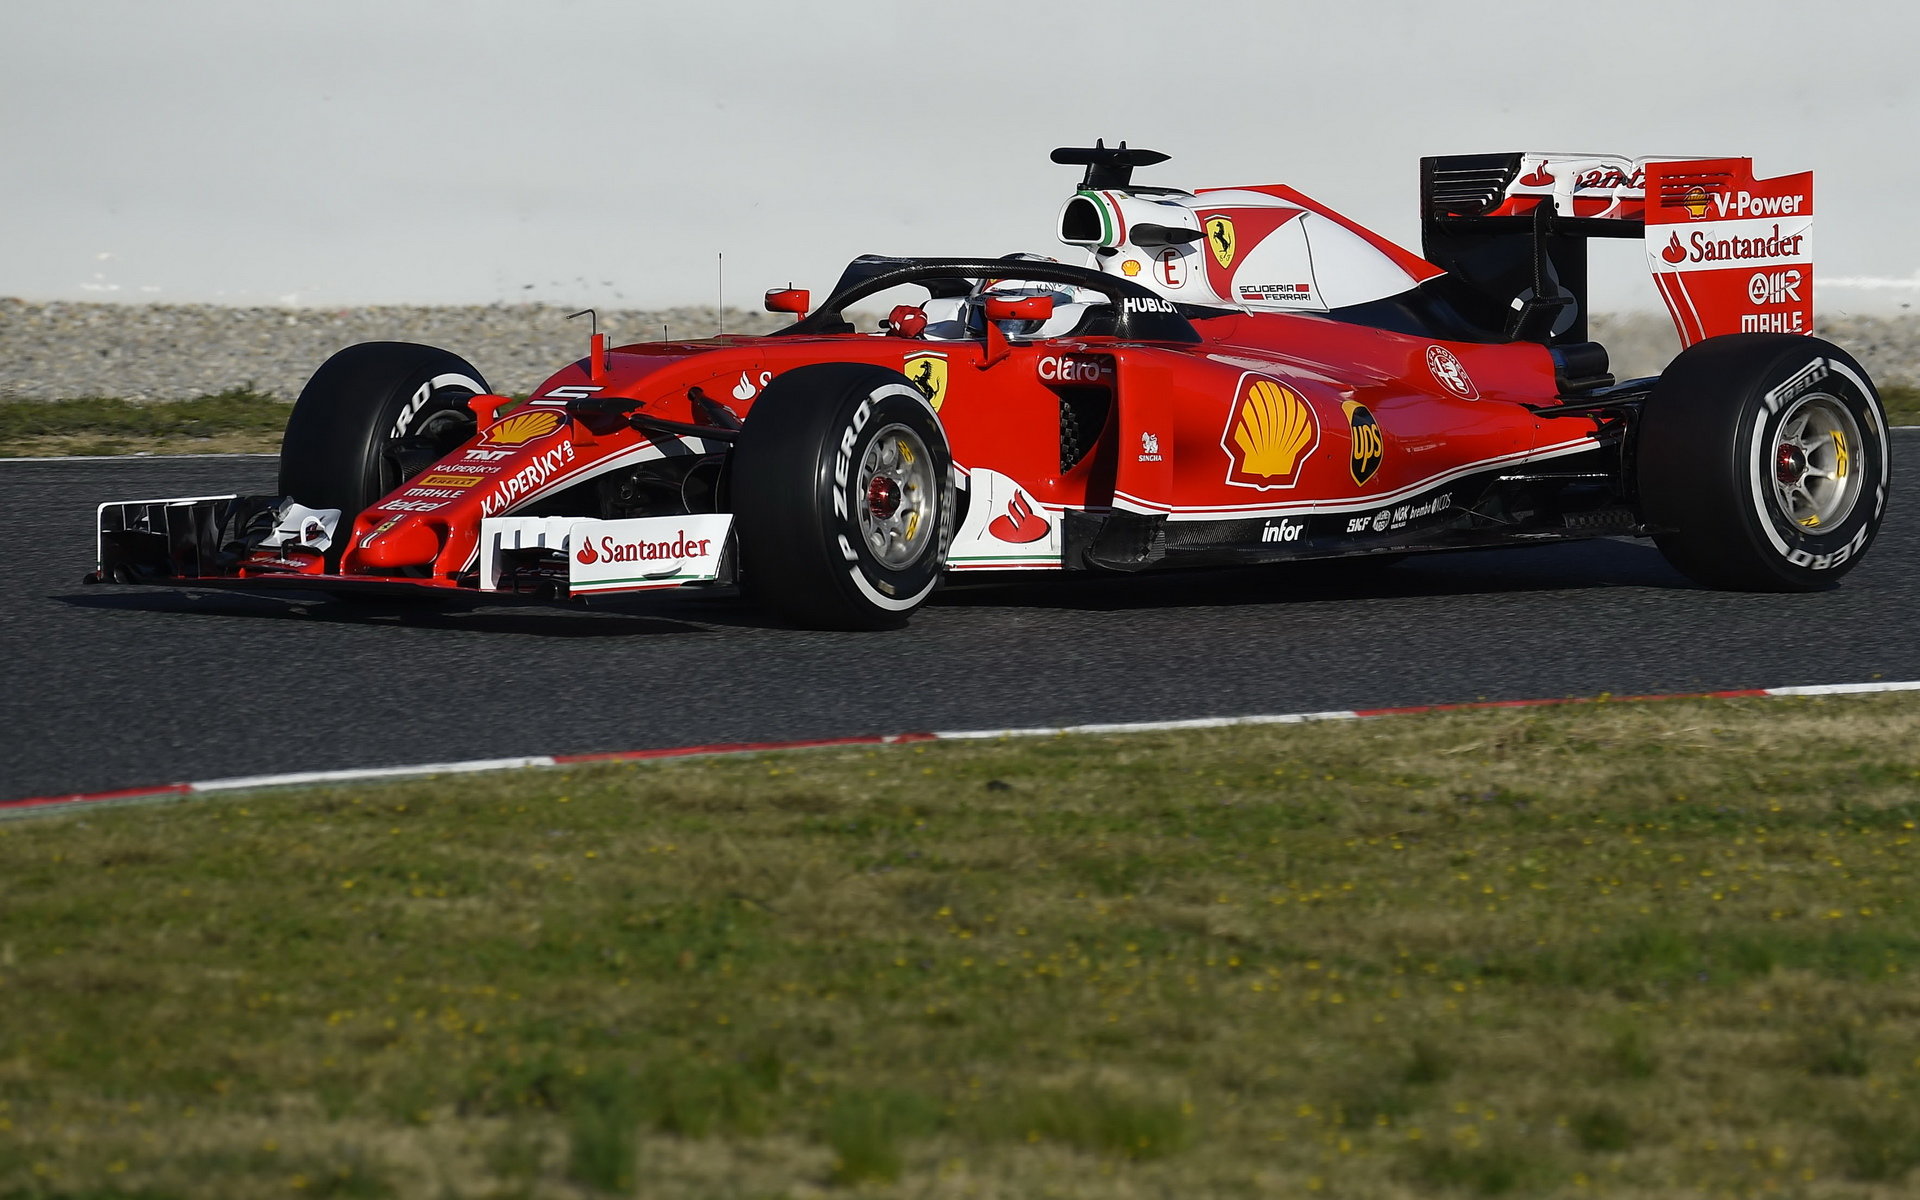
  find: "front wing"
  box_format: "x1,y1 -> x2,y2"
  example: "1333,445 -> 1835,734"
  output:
90,495 -> 736,600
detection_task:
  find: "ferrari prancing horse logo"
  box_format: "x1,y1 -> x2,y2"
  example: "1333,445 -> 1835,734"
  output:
1205,215 -> 1236,269
904,353 -> 948,412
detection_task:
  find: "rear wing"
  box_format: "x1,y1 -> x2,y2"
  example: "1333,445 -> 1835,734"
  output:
1422,153 -> 1813,350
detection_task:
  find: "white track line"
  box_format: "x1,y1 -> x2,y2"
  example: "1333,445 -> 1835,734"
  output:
7,680 -> 1919,818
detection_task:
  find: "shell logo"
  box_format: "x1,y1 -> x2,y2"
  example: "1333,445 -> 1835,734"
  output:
1222,375 -> 1318,490
1683,185 -> 1710,219
481,409 -> 565,447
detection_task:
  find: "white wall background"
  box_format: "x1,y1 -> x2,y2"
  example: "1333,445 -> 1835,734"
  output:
4,0 -> 1913,314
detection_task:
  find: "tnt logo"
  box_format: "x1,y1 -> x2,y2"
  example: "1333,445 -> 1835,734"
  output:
1748,269 -> 1804,306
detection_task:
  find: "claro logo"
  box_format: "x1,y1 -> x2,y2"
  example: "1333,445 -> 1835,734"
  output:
1036,355 -> 1112,383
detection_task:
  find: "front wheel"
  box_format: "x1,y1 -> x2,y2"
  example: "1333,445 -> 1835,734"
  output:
731,363 -> 955,629
279,341 -> 488,523
1637,334 -> 1890,590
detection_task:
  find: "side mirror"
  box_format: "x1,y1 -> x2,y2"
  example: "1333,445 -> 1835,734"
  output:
984,294 -> 1054,322
764,287 -> 810,316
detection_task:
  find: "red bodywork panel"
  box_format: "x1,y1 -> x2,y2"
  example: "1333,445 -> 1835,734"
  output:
309,314 -> 1582,587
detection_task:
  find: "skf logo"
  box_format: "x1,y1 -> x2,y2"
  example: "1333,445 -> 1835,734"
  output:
1344,401 -> 1382,485
904,354 -> 948,412
1205,215 -> 1236,268
1222,375 -> 1318,490
987,491 -> 1050,544
481,409 -> 565,447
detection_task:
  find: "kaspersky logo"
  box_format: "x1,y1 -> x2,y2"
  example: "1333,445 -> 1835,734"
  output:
1222,375 -> 1318,490
1205,215 -> 1236,268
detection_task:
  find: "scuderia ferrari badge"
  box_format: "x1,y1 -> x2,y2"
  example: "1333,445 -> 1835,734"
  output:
904,353 -> 948,412
1205,215 -> 1236,268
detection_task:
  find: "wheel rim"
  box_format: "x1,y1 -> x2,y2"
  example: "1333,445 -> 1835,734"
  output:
1770,394 -> 1862,529
855,423 -> 936,569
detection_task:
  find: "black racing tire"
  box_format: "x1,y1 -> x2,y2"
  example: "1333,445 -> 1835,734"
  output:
1637,334 -> 1890,591
732,363 -> 955,629
278,342 -> 489,530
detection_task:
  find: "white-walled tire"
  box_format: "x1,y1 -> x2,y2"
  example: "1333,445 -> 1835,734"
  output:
732,364 -> 955,629
1638,335 -> 1890,591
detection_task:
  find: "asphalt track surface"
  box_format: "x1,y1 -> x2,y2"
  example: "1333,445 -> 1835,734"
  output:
3,439 -> 1914,801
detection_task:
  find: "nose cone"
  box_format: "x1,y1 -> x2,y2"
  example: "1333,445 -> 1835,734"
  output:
353,516 -> 443,569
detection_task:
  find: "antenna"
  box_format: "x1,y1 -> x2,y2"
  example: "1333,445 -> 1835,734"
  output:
717,252 -> 725,335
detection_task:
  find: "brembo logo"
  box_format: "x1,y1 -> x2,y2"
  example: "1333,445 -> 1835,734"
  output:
479,442 -> 577,517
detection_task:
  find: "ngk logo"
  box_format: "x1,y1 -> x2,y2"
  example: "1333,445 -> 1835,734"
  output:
1037,355 -> 1112,384
1748,269 -> 1804,306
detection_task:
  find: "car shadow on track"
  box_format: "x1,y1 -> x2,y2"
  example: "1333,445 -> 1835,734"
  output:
53,541 -> 1691,634
928,539 -> 1691,614
52,587 -> 733,638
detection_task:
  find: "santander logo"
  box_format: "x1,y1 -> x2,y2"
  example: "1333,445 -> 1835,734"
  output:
1518,163 -> 1554,187
575,531 -> 714,567
1661,233 -> 1687,264
988,493 -> 1050,544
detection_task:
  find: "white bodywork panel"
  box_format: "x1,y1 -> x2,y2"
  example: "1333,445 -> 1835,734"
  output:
947,467 -> 1062,570
480,513 -> 734,595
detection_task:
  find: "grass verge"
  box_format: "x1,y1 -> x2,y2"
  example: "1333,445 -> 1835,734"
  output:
0,389 -> 290,456
2,694 -> 1919,1197
1881,382 -> 1920,426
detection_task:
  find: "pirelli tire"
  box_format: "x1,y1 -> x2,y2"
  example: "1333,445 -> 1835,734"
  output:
1638,334 -> 1889,591
278,342 -> 489,536
732,363 -> 956,629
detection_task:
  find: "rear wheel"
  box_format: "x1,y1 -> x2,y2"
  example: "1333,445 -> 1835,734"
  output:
732,363 -> 955,629
279,341 -> 488,526
1637,335 -> 1889,590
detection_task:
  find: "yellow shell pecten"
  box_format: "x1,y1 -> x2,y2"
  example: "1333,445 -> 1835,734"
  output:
1233,381 -> 1315,478
485,409 -> 564,446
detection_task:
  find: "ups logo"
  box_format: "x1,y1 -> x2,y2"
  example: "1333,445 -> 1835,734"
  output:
1345,401 -> 1382,485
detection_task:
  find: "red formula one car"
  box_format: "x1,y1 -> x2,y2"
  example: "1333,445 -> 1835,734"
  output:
91,143 -> 1891,628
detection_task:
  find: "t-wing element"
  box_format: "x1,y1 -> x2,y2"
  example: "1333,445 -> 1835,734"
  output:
1050,140 -> 1171,191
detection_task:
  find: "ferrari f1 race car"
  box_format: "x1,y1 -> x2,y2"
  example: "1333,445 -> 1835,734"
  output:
90,143 -> 1890,629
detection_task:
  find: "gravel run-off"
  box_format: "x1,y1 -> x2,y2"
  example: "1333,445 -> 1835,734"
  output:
2,298 -> 1918,401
